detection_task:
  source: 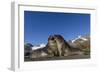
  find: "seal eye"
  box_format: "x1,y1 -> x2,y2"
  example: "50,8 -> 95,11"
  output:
51,37 -> 54,40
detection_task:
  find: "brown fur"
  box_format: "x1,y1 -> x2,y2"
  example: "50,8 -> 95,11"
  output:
47,34 -> 84,56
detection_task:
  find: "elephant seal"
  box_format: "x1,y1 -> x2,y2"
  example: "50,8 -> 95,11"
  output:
47,34 -> 84,56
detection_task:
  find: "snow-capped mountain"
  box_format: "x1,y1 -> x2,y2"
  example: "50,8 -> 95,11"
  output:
70,35 -> 90,50
32,43 -> 46,50
71,35 -> 89,43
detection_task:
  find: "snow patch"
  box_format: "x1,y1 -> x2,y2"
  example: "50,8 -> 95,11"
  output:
32,43 -> 46,50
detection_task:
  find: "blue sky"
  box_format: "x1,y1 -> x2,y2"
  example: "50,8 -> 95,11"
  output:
24,11 -> 90,45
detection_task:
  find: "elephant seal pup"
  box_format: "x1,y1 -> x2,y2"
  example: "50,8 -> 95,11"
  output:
46,35 -> 59,56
